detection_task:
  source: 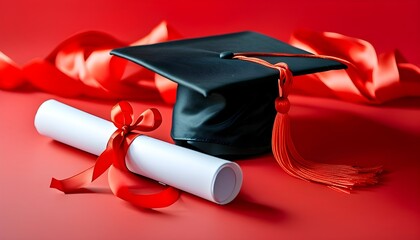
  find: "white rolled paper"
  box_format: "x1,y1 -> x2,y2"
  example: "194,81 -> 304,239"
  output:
34,99 -> 242,205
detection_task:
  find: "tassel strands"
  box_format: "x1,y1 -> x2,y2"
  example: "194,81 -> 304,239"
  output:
272,97 -> 383,193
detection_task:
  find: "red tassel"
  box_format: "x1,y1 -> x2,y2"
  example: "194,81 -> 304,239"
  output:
272,97 -> 383,193
233,53 -> 383,193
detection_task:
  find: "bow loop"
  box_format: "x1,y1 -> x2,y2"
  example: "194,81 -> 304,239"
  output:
132,108 -> 162,132
111,101 -> 134,129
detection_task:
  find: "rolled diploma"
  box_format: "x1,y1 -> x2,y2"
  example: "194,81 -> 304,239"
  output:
34,99 -> 242,205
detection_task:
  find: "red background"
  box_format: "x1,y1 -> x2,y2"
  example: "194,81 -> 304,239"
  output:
1,0 -> 419,239
1,0 -> 419,65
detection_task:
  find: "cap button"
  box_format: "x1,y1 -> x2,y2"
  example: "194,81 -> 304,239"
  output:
219,51 -> 234,59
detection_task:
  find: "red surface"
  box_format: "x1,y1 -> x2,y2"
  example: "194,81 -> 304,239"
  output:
1,0 -> 420,239
1,91 -> 420,239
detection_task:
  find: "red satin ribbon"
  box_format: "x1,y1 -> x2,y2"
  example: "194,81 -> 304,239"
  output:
1,23 -> 418,104
50,101 -> 180,208
290,30 -> 420,104
0,21 -> 179,103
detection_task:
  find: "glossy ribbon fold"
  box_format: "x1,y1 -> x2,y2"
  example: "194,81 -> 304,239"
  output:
0,21 -> 179,103
50,101 -> 180,208
1,23 -> 419,105
1,23 -> 418,104
290,30 -> 420,104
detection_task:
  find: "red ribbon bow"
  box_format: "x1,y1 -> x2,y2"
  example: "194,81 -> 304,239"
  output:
50,101 -> 180,208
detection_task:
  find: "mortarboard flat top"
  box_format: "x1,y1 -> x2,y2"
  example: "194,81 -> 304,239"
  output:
110,31 -> 345,97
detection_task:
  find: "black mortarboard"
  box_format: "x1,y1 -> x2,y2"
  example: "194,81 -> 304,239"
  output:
111,31 -> 381,192
110,31 -> 344,157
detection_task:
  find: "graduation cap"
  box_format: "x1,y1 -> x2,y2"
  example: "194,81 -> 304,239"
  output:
111,31 -> 382,193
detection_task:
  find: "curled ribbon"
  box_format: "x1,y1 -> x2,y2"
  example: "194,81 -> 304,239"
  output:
50,101 -> 180,208
0,21 -> 179,104
1,23 -> 418,105
290,30 -> 420,104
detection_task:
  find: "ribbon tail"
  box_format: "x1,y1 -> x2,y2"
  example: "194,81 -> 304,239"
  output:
108,166 -> 180,208
92,130 -> 125,181
50,166 -> 95,193
91,147 -> 114,182
0,51 -> 26,90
